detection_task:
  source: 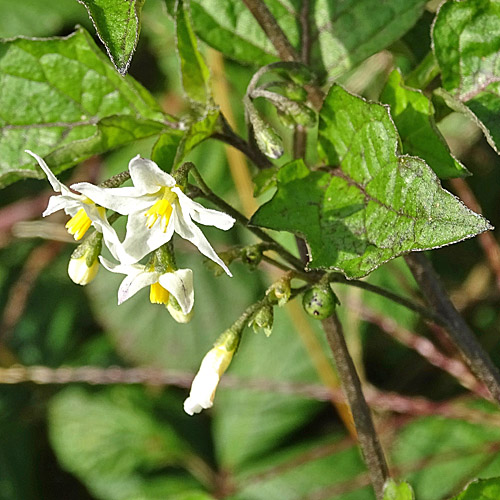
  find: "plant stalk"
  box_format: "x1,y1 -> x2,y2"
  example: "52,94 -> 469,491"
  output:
322,312 -> 390,499
241,0 -> 299,62
405,252 -> 500,403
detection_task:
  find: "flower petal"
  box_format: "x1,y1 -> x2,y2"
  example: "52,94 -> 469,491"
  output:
43,195 -> 81,217
100,257 -> 154,304
159,268 -> 194,314
117,269 -> 159,304
25,150 -> 63,193
99,256 -> 145,274
84,206 -> 121,260
174,188 -> 235,230
118,212 -> 174,264
129,155 -> 176,193
74,182 -> 156,215
173,209 -> 232,276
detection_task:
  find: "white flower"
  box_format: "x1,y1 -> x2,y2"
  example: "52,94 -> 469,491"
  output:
99,257 -> 194,315
183,344 -> 234,415
75,156 -> 235,275
26,150 -> 121,259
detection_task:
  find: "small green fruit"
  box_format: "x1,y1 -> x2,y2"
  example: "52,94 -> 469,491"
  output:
302,285 -> 338,319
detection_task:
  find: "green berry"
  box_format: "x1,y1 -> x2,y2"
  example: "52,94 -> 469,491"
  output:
302,285 -> 337,319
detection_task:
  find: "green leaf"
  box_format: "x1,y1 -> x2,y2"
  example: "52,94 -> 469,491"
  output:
451,478 -> 500,500
383,479 -> 415,500
380,69 -> 469,179
175,0 -> 211,104
432,0 -> 500,154
253,165 -> 279,197
252,86 -> 492,279
187,0 -> 425,80
48,386 -> 197,500
230,436 -> 374,500
152,107 -> 220,172
391,416 -> 500,500
0,27 -> 172,188
77,0 -> 145,74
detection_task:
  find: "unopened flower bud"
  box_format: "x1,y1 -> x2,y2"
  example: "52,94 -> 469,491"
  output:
249,304 -> 274,337
266,277 -> 291,307
302,284 -> 339,319
68,232 -> 102,285
184,328 -> 241,415
248,108 -> 283,159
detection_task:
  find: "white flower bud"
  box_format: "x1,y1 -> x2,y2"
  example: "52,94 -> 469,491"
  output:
184,344 -> 235,415
68,232 -> 102,285
68,254 -> 99,285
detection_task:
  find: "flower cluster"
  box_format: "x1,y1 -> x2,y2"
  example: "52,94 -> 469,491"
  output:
27,150 -> 235,322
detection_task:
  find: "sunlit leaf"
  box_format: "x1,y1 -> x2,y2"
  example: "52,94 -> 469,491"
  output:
0,27 -> 174,187
381,69 -> 469,179
433,0 -> 500,154
383,479 -> 415,500
175,0 -> 211,104
252,86 -> 491,278
77,0 -> 145,74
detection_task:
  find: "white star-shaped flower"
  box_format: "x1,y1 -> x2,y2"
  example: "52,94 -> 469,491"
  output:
99,257 -> 194,316
26,150 -> 121,259
75,156 -> 235,275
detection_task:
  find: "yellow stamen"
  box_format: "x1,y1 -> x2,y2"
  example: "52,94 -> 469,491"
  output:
66,208 -> 92,240
144,188 -> 178,232
150,282 -> 170,304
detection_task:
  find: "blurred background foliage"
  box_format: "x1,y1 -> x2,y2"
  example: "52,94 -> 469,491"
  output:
0,1 -> 499,499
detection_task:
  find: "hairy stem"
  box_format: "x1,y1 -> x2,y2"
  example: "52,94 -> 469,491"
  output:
405,252 -> 500,403
322,313 -> 390,499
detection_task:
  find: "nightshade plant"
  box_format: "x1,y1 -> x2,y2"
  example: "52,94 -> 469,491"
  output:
1,0 -> 500,499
